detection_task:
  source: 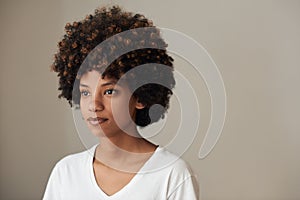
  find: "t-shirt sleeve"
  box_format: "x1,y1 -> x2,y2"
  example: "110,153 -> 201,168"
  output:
42,164 -> 62,200
167,175 -> 199,200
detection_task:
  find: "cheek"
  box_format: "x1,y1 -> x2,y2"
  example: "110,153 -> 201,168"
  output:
80,99 -> 88,117
110,98 -> 136,122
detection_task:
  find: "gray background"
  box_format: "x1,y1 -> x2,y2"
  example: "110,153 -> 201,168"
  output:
0,0 -> 299,199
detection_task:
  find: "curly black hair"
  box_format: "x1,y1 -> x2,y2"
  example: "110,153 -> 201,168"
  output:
51,5 -> 175,127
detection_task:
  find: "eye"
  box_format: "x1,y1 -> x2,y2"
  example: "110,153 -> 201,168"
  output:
80,90 -> 90,97
104,89 -> 117,95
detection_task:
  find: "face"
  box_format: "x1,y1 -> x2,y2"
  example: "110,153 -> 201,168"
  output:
79,70 -> 144,138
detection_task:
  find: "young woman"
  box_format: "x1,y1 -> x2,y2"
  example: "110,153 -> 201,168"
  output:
43,5 -> 198,200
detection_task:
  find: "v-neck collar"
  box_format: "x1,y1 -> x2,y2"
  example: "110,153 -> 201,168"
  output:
88,144 -> 160,199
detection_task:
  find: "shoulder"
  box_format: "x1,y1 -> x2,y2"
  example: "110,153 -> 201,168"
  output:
148,146 -> 193,177
56,152 -> 85,167
54,144 -> 96,170
150,147 -> 199,199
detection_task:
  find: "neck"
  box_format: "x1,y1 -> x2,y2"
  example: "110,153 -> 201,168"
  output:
98,131 -> 155,154
94,129 -> 157,172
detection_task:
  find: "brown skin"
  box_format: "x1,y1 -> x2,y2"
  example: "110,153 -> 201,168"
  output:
51,6 -> 175,196
52,6 -> 175,128
79,70 -> 157,196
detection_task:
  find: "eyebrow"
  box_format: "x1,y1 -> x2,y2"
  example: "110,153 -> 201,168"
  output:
79,81 -> 117,88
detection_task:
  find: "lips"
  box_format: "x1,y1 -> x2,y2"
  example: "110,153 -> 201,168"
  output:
87,117 -> 108,126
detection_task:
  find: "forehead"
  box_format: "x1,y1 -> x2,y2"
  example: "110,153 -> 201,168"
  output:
80,70 -> 115,85
79,70 -> 130,89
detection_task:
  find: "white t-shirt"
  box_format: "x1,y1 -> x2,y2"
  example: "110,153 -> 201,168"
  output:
43,144 -> 199,200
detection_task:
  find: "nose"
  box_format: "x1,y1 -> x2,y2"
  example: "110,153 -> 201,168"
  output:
88,98 -> 104,112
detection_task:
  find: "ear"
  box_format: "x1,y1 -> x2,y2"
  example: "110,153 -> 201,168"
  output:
135,99 -> 145,110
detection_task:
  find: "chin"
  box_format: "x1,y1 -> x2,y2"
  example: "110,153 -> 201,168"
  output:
90,128 -> 117,139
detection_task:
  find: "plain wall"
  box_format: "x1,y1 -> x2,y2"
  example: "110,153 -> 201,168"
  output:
0,0 -> 299,199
